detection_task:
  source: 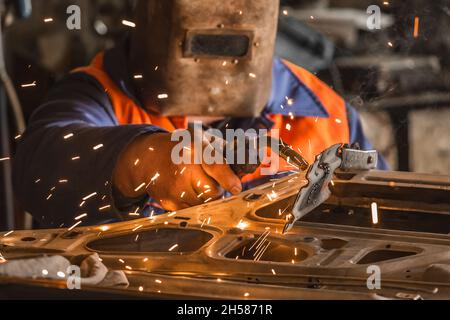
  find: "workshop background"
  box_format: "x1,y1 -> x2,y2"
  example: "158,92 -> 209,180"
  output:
1,0 -> 449,230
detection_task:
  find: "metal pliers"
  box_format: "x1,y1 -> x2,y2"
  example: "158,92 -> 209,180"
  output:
283,143 -> 378,233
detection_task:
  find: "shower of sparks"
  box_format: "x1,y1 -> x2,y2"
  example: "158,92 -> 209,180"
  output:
168,244 -> 178,252
122,20 -> 136,28
64,133 -> 74,139
3,230 -> 14,237
82,192 -> 97,201
21,81 -> 37,88
132,225 -> 143,232
134,182 -> 146,192
68,221 -> 82,231
0,157 -> 10,162
74,213 -> 87,220
93,144 -> 104,150
371,202 -> 379,224
99,205 -> 111,211
157,93 -> 169,99
413,16 -> 420,38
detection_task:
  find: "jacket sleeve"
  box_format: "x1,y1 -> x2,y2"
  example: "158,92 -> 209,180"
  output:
12,73 -> 164,228
346,103 -> 390,170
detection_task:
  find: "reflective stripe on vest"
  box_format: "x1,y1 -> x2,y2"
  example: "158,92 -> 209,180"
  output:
72,53 -> 349,184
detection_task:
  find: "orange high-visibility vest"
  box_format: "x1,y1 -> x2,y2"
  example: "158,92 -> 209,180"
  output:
73,53 -> 349,184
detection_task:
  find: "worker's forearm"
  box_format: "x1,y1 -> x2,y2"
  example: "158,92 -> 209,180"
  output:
13,123 -> 163,227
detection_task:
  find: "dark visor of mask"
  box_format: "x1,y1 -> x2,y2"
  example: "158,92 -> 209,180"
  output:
184,31 -> 253,59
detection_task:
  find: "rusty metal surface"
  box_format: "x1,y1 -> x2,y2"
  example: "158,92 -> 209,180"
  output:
1,170 -> 450,299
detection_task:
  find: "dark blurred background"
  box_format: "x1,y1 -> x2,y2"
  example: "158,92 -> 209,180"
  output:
1,0 -> 450,229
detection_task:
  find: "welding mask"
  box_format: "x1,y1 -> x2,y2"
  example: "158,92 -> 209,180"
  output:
129,0 -> 280,117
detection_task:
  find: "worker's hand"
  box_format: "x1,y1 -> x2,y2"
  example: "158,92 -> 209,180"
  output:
113,131 -> 242,211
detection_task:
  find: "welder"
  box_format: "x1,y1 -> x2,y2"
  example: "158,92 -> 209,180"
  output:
12,0 -> 388,228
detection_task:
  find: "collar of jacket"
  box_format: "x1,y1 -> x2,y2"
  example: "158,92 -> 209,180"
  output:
102,42 -> 330,122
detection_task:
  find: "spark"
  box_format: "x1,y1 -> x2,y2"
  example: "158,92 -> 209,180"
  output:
236,220 -> 248,230
197,192 -> 204,198
59,179 -> 68,183
249,73 -> 256,78
148,147 -> 155,151
74,213 -> 87,220
310,15 -> 315,20
14,134 -> 21,139
46,194 -> 52,200
204,197 -> 213,203
282,9 -> 288,15
42,269 -> 48,276
295,247 -> 298,256
71,156 -> 80,161
180,191 -> 186,198
335,118 -> 342,124
99,205 -> 111,211
285,123 -> 292,131
388,41 -> 393,47
93,144 -> 104,150
134,159 -> 140,166
157,93 -> 169,99
133,74 -> 143,79
3,230 -> 14,237
383,1 -> 389,5
119,259 -> 125,263
288,112 -> 294,120
0,157 -> 10,162
200,218 -> 207,228
155,279 -> 162,284
125,266 -> 132,270
132,225 -> 143,232
122,19 -> 136,28
217,278 -> 222,282
57,271 -> 65,278
99,225 -> 110,232
371,202 -> 379,224
134,182 -> 146,192
143,258 -> 148,262
43,18 -> 53,23
196,180 -> 201,188
149,173 -> 160,184
68,221 -> 82,231
207,217 -> 211,225
82,192 -> 97,201
244,292 -> 250,297
139,286 -> 144,292
271,269 -> 276,275
168,211 -> 177,217
168,244 -> 178,252
79,201 -> 85,207
64,133 -> 74,139
414,16 -> 420,38
21,81 -> 37,88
